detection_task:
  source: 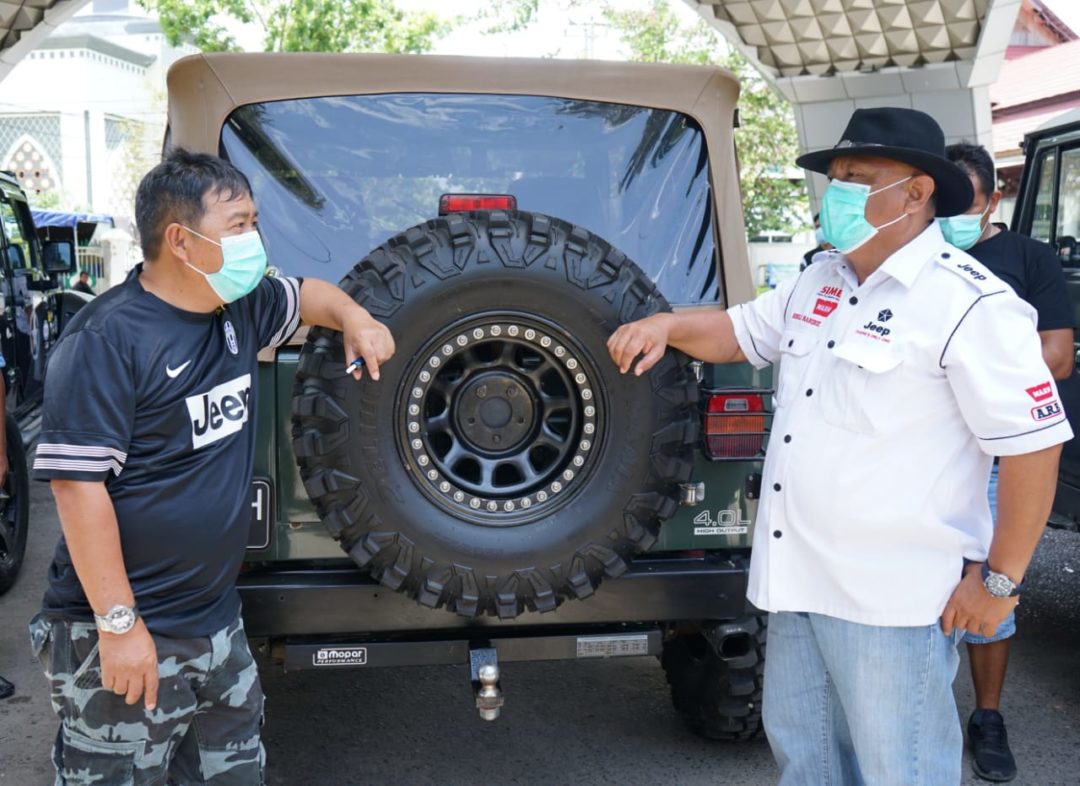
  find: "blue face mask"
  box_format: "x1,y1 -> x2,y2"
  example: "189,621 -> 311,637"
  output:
939,203 -> 990,251
182,227 -> 267,303
814,227 -> 827,246
820,176 -> 912,254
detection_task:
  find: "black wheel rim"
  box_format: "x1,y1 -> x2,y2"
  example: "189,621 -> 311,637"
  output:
398,313 -> 603,526
0,463 -> 18,567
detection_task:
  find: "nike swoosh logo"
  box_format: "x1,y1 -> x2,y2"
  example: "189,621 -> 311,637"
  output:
166,360 -> 192,379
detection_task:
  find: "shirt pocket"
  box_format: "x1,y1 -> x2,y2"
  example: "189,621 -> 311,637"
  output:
774,329 -> 820,408
822,341 -> 903,434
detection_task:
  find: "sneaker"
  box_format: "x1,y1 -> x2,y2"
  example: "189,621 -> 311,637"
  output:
968,709 -> 1017,782
0,676 -> 13,700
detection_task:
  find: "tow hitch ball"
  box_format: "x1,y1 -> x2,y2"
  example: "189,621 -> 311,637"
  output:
469,646 -> 504,721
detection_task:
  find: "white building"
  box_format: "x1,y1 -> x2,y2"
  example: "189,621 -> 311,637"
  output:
0,0 -> 193,220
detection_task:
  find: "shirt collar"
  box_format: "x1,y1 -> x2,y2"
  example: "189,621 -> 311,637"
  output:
874,221 -> 944,289
826,221 -> 945,290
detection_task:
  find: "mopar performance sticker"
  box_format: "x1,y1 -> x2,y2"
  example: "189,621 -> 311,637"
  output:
313,647 -> 368,667
693,509 -> 750,535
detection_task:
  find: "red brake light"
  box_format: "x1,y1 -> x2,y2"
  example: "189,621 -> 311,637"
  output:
438,194 -> 517,215
705,393 -> 767,459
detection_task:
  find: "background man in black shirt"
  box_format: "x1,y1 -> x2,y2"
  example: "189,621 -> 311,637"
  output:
943,141 -> 1075,783
29,150 -> 395,785
72,271 -> 95,295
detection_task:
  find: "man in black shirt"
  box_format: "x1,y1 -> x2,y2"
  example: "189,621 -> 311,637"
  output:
72,271 -> 95,295
29,150 -> 395,785
943,142 -> 1075,782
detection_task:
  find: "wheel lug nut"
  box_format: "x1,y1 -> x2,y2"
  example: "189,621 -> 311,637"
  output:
507,387 -> 518,397
477,386 -> 488,398
493,435 -> 501,444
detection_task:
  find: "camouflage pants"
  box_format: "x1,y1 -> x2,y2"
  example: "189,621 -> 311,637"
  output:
29,612 -> 265,786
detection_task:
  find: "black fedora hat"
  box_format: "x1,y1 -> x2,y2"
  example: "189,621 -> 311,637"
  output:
796,107 -> 974,217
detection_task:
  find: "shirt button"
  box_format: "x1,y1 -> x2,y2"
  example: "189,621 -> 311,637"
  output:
773,530 -> 783,539
849,296 -> 858,305
783,435 -> 792,443
942,252 -> 951,259
787,339 -> 794,347
827,340 -> 835,349
773,482 -> 781,492
806,388 -> 813,396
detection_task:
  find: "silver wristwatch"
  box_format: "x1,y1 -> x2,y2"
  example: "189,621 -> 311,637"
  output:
94,604 -> 139,635
981,564 -> 1023,598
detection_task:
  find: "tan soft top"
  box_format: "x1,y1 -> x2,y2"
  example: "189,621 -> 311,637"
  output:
166,53 -> 753,303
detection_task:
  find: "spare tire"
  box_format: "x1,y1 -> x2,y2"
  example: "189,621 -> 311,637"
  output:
292,211 -> 698,618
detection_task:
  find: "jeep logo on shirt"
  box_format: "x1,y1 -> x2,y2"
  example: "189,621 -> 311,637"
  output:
186,374 -> 252,449
956,263 -> 988,281
861,321 -> 890,337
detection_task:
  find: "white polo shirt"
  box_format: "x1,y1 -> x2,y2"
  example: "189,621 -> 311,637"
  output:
728,221 -> 1073,626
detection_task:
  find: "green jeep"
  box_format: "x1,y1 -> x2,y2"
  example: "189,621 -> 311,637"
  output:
166,52 -> 772,738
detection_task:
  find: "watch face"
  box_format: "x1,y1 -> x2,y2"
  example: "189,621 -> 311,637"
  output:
105,606 -> 136,633
985,572 -> 1015,598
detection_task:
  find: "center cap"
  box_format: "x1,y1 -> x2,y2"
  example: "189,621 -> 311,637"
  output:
455,372 -> 535,453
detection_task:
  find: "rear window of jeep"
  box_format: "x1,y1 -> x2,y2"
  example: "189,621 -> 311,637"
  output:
220,93 -> 720,304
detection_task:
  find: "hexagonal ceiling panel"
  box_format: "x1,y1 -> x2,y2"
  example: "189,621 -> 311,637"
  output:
689,0 -> 989,76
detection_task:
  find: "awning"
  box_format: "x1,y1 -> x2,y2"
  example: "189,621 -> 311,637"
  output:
31,209 -> 114,230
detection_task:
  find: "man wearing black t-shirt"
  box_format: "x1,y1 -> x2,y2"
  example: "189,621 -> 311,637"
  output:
943,142 -> 1074,782
28,150 -> 395,785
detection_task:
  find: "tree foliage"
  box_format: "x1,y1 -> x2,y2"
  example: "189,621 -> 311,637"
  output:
138,0 -> 448,54
603,0 -> 808,237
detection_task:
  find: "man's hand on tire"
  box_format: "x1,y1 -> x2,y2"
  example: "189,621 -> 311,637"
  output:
608,314 -> 671,376
343,312 -> 396,382
99,619 -> 159,710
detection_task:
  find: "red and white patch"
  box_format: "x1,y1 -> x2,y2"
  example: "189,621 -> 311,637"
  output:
1031,400 -> 1063,422
813,298 -> 838,318
1026,382 -> 1053,403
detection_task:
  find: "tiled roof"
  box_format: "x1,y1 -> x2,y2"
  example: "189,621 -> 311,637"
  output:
991,38 -> 1080,110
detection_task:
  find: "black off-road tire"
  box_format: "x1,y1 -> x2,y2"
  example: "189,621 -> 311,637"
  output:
0,415 -> 29,595
662,616 -> 767,741
292,211 -> 698,618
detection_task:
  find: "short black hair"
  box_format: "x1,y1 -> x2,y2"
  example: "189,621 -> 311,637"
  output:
946,142 -> 995,200
135,148 -> 252,261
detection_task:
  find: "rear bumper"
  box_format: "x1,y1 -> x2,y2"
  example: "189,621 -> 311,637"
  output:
238,554 -> 752,637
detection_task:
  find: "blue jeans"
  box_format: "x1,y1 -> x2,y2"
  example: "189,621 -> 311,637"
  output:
964,464 -> 1016,644
764,611 -> 964,786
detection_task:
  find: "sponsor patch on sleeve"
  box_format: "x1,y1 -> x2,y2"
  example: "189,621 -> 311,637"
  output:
1026,381 -> 1054,403
1031,400 -> 1063,422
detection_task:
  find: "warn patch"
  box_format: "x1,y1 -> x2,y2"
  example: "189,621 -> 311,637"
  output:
813,298 -> 838,318
186,374 -> 252,449
1026,382 -> 1054,403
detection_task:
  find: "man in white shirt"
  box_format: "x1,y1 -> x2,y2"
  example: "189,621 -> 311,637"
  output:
608,107 -> 1071,785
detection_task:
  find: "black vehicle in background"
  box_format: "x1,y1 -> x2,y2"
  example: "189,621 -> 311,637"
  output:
0,169 -> 78,594
1012,108 -> 1080,529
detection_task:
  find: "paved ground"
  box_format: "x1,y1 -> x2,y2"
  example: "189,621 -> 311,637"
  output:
2,480 -> 1078,785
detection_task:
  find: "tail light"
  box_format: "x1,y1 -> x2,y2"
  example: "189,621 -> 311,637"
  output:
705,392 -> 768,459
439,194 -> 517,215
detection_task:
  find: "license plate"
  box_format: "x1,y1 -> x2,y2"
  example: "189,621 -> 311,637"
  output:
575,634 -> 650,659
247,479 -> 271,549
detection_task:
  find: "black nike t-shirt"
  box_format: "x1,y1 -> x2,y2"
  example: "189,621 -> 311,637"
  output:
33,268 -> 302,638
967,227 -> 1075,331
